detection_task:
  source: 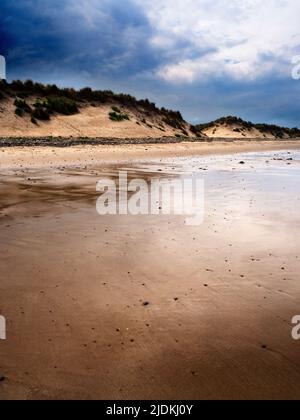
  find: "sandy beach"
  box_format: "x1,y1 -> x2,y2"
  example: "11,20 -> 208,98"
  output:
1,139 -> 300,170
1,140 -> 300,400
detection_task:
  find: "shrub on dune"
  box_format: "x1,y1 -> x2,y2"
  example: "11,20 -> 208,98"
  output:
46,96 -> 78,115
111,106 -> 121,113
32,106 -> 50,121
14,98 -> 32,117
15,107 -> 24,117
109,111 -> 130,122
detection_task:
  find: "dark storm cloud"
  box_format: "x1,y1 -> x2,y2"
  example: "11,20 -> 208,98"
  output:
0,0 -> 299,127
0,0 -> 158,76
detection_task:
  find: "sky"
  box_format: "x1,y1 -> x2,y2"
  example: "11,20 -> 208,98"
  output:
1,0 -> 300,126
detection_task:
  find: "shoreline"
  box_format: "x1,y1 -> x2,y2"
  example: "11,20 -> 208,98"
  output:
1,139 -> 300,171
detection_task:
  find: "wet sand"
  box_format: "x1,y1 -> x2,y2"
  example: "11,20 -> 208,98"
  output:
1,143 -> 300,400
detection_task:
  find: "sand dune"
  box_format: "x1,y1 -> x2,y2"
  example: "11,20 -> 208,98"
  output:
198,115 -> 300,140
0,97 -> 192,139
2,82 -> 299,141
202,124 -> 276,139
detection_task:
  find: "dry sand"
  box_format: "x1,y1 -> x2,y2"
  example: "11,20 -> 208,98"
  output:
1,140 -> 300,171
0,141 -> 300,400
0,100 -> 189,138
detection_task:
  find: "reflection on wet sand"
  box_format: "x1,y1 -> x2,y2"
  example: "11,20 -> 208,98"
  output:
0,149 -> 300,400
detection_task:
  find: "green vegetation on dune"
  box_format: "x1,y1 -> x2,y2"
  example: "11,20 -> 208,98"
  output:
0,79 -> 184,128
45,96 -> 78,115
194,116 -> 300,139
32,102 -> 51,121
162,116 -> 184,130
111,106 -> 121,113
14,98 -> 31,112
13,95 -> 78,122
109,107 -> 130,122
109,111 -> 130,122
14,98 -> 32,117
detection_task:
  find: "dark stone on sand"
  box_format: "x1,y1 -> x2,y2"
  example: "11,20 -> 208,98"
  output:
0,136 -> 207,148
